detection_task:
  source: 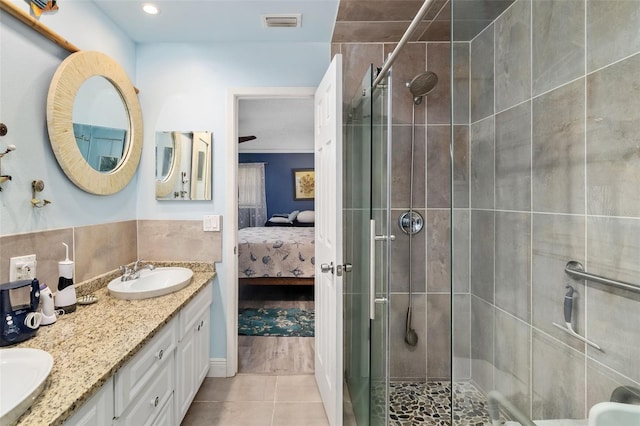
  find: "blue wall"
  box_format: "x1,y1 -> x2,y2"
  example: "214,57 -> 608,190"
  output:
239,153 -> 314,218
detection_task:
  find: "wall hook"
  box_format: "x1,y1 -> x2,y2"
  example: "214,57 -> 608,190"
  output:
31,179 -> 52,208
0,143 -> 16,191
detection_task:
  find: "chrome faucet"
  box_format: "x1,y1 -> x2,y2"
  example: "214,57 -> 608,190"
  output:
119,260 -> 155,281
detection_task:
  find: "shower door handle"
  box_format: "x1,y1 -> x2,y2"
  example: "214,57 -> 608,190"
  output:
370,220 -> 376,320
370,220 -> 393,320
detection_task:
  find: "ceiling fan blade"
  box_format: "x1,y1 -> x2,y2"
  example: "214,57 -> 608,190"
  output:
238,135 -> 256,143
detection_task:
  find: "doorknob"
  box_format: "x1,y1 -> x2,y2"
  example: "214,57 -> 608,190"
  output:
321,262 -> 352,276
320,262 -> 334,274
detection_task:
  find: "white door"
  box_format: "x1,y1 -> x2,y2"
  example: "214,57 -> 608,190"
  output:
314,54 -> 343,426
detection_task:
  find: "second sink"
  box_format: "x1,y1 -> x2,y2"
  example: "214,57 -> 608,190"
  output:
0,348 -> 54,425
107,267 -> 193,300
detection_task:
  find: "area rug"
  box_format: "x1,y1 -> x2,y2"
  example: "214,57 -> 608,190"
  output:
238,307 -> 314,337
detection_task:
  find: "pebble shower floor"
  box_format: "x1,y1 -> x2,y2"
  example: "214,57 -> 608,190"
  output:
388,381 -> 493,425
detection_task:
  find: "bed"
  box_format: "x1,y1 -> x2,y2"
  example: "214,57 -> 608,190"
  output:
237,226 -> 315,286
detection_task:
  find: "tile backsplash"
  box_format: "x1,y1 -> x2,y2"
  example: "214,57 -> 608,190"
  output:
0,219 -> 222,286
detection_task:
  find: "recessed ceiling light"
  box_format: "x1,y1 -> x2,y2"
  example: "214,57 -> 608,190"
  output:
142,3 -> 159,15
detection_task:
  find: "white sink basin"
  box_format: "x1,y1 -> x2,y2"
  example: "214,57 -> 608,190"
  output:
107,267 -> 193,300
588,401 -> 640,426
0,348 -> 53,425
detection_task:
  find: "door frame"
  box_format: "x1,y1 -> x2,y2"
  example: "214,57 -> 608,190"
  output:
225,86 -> 317,377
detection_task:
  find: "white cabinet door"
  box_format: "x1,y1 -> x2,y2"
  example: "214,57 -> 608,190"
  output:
195,309 -> 211,383
176,326 -> 197,422
175,285 -> 212,424
63,378 -> 114,426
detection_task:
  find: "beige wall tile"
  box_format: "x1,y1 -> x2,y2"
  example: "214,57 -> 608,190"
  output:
0,228 -> 73,286
137,219 -> 222,263
75,221 -> 137,282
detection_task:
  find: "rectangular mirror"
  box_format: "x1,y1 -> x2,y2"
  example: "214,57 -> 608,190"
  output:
155,131 -> 212,200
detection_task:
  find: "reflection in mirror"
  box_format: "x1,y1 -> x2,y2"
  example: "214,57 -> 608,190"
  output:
155,131 -> 212,200
47,50 -> 142,195
73,76 -> 129,173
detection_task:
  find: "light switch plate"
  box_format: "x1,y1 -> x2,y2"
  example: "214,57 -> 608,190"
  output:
203,215 -> 220,232
9,254 -> 37,281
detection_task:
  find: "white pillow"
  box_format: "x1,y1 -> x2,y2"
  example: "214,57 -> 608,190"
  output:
296,210 -> 315,223
288,210 -> 300,222
269,217 -> 290,224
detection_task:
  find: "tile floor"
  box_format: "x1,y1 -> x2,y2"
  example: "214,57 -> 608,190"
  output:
181,374 -> 329,426
182,285 -> 328,425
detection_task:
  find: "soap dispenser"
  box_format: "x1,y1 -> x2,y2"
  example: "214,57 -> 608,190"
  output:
54,242 -> 77,314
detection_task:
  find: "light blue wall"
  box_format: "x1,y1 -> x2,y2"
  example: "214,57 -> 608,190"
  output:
135,42 -> 329,358
0,0 -> 137,235
1,0 -> 329,362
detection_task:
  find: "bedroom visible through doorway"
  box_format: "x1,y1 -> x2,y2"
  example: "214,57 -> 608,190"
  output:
236,96 -> 316,375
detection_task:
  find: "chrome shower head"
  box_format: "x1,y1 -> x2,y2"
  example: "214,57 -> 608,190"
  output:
406,71 -> 438,105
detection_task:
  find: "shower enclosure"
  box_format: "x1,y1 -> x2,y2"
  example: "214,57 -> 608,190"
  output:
342,0 -> 640,425
343,64 -> 391,426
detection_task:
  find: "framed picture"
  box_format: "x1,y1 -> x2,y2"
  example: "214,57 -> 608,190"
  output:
293,168 -> 315,200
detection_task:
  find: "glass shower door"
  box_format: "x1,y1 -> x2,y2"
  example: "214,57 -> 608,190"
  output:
370,68 -> 391,426
343,65 -> 375,426
343,65 -> 391,426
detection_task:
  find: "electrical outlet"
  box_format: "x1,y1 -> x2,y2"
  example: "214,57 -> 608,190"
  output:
9,254 -> 37,281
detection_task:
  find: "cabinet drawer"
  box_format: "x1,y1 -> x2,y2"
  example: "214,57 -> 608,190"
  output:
151,393 -> 174,426
178,283 -> 212,340
115,318 -> 177,416
114,352 -> 174,426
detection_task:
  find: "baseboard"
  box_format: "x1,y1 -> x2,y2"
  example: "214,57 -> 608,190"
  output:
208,358 -> 227,377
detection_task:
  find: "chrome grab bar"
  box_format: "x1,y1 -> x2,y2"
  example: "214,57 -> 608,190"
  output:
565,261 -> 640,294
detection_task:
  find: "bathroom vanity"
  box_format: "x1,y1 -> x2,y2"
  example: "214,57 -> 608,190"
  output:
11,262 -> 214,426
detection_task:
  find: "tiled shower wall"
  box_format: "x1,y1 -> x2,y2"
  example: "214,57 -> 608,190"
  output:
332,39 -> 455,380
0,220 -> 222,286
456,0 -> 640,419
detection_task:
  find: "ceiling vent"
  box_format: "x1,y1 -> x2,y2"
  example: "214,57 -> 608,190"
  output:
262,14 -> 302,28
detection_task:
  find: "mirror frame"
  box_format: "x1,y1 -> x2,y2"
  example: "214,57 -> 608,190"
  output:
47,51 -> 143,195
190,131 -> 212,199
155,132 -> 183,198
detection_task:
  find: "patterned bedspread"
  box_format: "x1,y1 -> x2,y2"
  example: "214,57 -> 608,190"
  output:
238,227 -> 315,278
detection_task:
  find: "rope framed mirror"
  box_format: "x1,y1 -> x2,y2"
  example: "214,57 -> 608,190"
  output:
47,50 -> 142,195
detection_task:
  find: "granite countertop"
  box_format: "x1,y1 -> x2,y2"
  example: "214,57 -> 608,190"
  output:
11,261 -> 215,426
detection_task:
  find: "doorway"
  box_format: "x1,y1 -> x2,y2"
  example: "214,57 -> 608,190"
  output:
224,87 -> 316,377
236,97 -> 316,374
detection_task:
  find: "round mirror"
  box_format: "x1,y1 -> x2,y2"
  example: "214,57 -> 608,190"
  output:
47,51 -> 142,195
72,76 -> 129,173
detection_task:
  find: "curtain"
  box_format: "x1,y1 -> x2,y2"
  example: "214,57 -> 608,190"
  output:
238,163 -> 267,228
